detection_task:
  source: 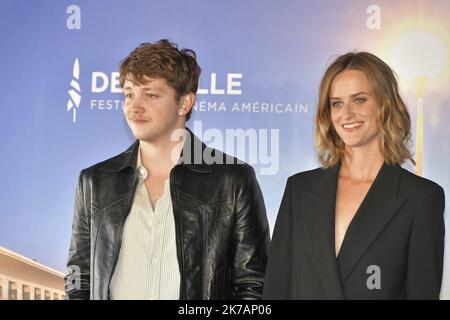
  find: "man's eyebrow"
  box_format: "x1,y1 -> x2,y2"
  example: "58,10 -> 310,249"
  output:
141,86 -> 159,90
123,85 -> 159,90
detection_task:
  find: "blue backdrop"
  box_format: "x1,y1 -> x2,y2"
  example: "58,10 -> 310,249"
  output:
1,0 -> 449,298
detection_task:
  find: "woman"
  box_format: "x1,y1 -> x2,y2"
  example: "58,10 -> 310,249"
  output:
264,52 -> 445,299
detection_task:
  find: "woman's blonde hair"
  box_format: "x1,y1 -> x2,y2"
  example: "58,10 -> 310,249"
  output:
315,51 -> 415,168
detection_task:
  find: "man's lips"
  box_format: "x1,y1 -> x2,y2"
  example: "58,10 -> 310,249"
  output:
130,119 -> 149,123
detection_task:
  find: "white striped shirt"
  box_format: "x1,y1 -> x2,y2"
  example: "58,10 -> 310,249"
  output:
109,147 -> 180,300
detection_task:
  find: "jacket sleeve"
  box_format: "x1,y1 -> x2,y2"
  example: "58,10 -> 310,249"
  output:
64,170 -> 91,299
231,165 -> 270,299
406,185 -> 445,299
263,177 -> 293,299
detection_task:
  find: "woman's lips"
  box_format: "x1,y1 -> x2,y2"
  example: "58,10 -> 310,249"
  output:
341,121 -> 364,132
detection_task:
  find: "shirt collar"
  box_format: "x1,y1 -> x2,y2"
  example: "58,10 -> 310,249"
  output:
136,147 -> 148,180
136,131 -> 188,181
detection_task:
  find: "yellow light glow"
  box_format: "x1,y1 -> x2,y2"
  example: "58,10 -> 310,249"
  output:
376,17 -> 450,93
416,97 -> 424,176
390,31 -> 448,80
375,16 -> 450,176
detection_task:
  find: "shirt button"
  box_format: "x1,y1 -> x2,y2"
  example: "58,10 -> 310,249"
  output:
148,220 -> 153,227
152,258 -> 159,264
138,166 -> 147,177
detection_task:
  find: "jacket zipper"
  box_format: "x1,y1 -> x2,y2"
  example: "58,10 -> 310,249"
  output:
171,167 -> 186,299
202,207 -> 208,299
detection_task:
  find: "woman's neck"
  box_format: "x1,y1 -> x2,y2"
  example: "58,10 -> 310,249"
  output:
340,143 -> 385,182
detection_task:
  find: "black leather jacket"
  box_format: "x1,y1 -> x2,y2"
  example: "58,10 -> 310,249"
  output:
65,129 -> 270,299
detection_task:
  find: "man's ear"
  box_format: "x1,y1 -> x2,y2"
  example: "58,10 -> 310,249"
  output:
178,93 -> 195,116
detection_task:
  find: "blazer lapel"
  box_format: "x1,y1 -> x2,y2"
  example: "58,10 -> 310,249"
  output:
337,163 -> 407,282
301,163 -> 344,299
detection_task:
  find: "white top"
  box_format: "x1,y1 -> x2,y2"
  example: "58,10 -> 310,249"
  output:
109,147 -> 180,300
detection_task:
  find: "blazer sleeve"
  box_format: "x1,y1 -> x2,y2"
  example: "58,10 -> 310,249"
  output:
231,165 -> 270,300
263,177 -> 293,299
64,171 -> 91,300
406,185 -> 445,299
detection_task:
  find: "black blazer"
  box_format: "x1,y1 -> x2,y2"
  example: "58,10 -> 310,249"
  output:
264,162 -> 445,300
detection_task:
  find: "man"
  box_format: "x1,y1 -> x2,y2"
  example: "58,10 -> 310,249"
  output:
64,39 -> 270,300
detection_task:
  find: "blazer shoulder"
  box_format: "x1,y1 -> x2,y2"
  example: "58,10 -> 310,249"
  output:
288,167 -> 325,189
399,167 -> 444,196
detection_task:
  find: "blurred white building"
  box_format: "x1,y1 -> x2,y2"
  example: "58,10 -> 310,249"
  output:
0,247 -> 65,300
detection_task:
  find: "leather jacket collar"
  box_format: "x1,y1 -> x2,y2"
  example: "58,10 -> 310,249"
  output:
98,127 -> 214,174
